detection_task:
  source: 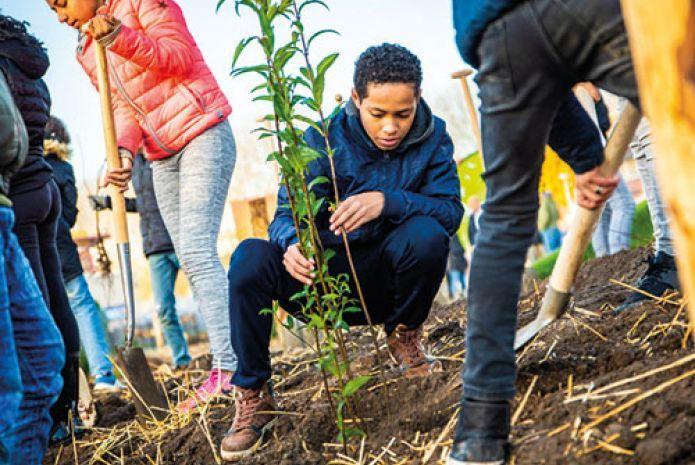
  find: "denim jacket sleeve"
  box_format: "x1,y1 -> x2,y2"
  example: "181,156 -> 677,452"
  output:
548,93 -> 605,174
380,133 -> 464,236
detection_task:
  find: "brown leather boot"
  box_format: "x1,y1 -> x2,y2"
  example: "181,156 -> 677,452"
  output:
387,324 -> 436,378
220,384 -> 277,462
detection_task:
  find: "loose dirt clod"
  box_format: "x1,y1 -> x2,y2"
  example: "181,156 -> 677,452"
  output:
43,248 -> 694,464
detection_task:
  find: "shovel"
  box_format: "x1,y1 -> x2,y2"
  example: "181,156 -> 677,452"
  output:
514,102 -> 643,350
94,42 -> 169,421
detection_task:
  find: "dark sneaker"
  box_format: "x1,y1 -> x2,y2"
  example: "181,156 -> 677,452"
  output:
49,416 -> 85,446
387,324 -> 438,378
220,384 -> 277,462
447,399 -> 510,465
616,252 -> 680,313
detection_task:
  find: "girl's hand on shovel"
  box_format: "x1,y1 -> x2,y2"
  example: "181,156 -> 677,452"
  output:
101,150 -> 133,193
84,14 -> 121,45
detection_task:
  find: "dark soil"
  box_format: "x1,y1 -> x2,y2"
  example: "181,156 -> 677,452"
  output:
44,247 -> 695,465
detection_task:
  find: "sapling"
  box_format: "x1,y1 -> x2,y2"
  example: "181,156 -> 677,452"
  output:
220,0 -> 391,450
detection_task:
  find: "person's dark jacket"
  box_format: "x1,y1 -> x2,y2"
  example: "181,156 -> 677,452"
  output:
269,99 -> 464,250
130,154 -> 174,257
0,71 -> 27,202
0,38 -> 53,196
453,0 -> 521,68
44,154 -> 84,282
548,93 -> 605,174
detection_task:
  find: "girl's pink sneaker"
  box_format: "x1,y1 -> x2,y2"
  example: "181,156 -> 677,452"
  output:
178,369 -> 233,413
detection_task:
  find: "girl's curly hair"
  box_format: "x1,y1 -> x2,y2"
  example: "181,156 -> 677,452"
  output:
0,13 -> 44,49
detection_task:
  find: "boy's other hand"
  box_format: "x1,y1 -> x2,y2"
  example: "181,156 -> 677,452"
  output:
575,167 -> 619,210
101,156 -> 133,193
329,191 -> 385,235
283,244 -> 315,285
85,14 -> 121,42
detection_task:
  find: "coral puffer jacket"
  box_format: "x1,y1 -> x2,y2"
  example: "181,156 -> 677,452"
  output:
77,0 -> 232,160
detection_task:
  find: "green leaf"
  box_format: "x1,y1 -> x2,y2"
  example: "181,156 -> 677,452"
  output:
293,114 -> 322,133
216,0 -> 227,13
343,375 -> 371,398
299,0 -> 329,15
307,175 -> 329,191
344,306 -> 362,314
316,53 -> 339,80
307,29 -> 340,48
231,64 -> 269,78
259,308 -> 274,316
231,37 -> 255,71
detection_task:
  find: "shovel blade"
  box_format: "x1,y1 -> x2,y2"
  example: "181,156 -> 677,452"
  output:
514,286 -> 570,350
116,346 -> 169,422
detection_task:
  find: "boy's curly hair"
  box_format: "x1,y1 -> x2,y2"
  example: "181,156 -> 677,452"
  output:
353,43 -> 422,100
0,13 -> 44,49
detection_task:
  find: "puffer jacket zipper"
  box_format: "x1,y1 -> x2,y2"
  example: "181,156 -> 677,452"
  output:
107,60 -> 177,155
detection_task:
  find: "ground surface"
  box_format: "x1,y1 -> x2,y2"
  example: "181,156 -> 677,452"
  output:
44,247 -> 695,465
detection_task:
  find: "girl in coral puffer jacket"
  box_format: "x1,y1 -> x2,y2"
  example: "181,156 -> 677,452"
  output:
46,0 -> 238,411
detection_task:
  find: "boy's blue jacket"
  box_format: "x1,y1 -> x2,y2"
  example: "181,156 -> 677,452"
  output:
269,99 -> 464,250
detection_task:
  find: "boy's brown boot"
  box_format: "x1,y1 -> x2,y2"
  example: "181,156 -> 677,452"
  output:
220,384 -> 277,462
387,324 -> 437,378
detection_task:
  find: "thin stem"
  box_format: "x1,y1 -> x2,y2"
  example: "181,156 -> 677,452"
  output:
292,0 -> 391,419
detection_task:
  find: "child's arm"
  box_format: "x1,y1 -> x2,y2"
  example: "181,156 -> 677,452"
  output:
62,163 -> 80,228
104,0 -> 195,77
548,93 -> 604,174
380,133 -> 464,236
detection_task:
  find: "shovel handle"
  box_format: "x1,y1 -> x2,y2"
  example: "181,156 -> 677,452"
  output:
94,42 -> 129,244
452,68 -> 482,155
549,102 -> 642,294
94,42 -> 136,347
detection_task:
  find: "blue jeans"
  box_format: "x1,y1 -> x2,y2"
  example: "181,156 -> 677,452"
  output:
631,118 -> 674,256
447,270 -> 466,299
455,0 -> 639,401
64,275 -> 114,381
229,216 -> 449,389
592,176 -> 635,257
0,207 -> 64,465
149,252 -> 191,367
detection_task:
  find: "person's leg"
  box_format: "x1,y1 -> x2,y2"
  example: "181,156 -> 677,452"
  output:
616,119 -> 679,311
633,119 -> 674,256
592,205 -> 612,257
4,210 -> 64,464
38,182 -> 80,430
64,275 -> 114,382
175,121 -> 237,373
148,252 -> 190,368
0,210 -> 23,465
10,189 -> 48,304
380,216 -> 449,333
606,177 -> 635,254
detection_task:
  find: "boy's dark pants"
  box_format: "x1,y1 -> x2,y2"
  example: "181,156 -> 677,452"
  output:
463,0 -> 640,401
229,215 -> 449,389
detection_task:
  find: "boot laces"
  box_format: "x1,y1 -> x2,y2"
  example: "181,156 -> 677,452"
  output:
232,388 -> 264,431
395,326 -> 425,365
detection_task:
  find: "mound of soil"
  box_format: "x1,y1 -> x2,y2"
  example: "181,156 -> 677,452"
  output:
44,247 -> 694,465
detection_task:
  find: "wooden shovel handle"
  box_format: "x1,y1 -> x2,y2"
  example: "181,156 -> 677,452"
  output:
452,69 -> 482,155
549,102 -> 642,293
94,42 -> 130,244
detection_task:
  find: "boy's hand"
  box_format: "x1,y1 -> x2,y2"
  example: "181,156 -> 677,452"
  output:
85,14 -> 121,43
575,167 -> 619,210
329,191 -> 385,235
283,244 -> 315,285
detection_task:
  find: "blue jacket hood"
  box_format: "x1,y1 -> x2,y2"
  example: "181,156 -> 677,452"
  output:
268,98 -> 464,250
